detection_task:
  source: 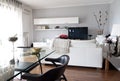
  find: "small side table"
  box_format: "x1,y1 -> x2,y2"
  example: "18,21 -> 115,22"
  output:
104,43 -> 112,72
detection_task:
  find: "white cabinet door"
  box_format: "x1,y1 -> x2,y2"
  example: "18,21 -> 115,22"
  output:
34,17 -> 79,25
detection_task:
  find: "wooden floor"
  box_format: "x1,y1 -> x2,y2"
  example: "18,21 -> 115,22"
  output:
17,64 -> 120,81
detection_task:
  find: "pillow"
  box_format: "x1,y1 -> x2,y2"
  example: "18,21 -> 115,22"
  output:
59,34 -> 68,39
70,39 -> 96,47
96,35 -> 106,45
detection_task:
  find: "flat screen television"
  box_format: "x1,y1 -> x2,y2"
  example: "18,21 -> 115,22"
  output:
68,27 -> 88,40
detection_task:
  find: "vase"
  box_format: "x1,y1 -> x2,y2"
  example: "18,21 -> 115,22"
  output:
97,29 -> 103,35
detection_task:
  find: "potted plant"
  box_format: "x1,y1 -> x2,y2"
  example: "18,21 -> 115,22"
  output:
94,10 -> 108,35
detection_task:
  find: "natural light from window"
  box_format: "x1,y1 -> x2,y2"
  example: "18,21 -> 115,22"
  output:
0,3 -> 22,66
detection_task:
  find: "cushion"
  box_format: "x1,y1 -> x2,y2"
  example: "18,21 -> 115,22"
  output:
59,34 -> 68,39
70,39 -> 96,47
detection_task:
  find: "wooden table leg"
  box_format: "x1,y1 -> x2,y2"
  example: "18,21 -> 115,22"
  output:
105,58 -> 109,71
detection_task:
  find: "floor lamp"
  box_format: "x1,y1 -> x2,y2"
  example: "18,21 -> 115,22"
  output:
9,35 -> 18,65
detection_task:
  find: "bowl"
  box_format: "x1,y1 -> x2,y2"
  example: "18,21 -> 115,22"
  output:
31,47 -> 42,54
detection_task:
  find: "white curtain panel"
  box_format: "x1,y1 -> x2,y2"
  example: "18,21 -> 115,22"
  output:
0,0 -> 22,66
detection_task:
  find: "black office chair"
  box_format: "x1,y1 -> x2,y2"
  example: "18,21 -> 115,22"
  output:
21,55 -> 69,81
45,55 -> 69,81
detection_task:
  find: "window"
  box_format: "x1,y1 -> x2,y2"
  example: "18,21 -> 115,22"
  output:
0,1 -> 22,66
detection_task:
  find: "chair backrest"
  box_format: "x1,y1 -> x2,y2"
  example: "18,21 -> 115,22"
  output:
39,55 -> 69,81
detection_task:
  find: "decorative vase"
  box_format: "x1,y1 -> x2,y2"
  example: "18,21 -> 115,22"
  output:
97,29 -> 103,35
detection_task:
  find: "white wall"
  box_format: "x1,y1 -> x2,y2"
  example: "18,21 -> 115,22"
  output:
22,5 -> 33,46
32,4 -> 110,41
109,0 -> 120,35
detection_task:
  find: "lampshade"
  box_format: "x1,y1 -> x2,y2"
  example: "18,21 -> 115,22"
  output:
9,37 -> 18,42
111,24 -> 120,36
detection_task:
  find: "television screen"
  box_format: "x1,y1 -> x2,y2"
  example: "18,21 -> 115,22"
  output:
68,27 -> 88,40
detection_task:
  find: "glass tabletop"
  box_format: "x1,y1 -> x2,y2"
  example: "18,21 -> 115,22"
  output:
7,48 -> 55,81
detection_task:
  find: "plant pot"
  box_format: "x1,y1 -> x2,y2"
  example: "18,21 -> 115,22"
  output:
97,29 -> 103,35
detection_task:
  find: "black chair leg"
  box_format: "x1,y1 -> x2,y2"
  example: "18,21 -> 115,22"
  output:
52,62 -> 67,81
62,74 -> 67,81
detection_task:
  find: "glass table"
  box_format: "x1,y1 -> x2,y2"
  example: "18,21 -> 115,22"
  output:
7,48 -> 55,81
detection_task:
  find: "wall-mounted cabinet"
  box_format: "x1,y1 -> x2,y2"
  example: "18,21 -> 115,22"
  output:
34,17 -> 79,25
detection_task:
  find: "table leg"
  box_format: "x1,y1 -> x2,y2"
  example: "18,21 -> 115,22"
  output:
105,58 -> 109,71
38,61 -> 43,74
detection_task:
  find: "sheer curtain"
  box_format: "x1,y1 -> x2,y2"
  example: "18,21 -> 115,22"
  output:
0,0 -> 22,66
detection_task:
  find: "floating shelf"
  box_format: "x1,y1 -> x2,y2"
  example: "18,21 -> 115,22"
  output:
34,17 -> 79,25
35,29 -> 67,31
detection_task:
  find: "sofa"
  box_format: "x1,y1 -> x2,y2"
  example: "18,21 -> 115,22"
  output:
68,39 -> 102,68
33,39 -> 103,68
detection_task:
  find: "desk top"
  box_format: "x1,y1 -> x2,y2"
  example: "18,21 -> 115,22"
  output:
7,48 -> 55,81
15,62 -> 36,71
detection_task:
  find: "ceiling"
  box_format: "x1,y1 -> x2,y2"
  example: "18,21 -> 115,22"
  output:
18,0 -> 114,9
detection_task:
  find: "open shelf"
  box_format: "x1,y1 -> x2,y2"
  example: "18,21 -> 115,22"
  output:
35,29 -> 67,31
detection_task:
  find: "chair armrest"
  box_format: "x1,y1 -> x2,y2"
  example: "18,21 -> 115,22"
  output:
45,58 -> 59,62
21,73 -> 42,81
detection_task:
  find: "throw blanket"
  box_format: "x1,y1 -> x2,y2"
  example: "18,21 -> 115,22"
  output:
52,38 -> 70,54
